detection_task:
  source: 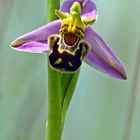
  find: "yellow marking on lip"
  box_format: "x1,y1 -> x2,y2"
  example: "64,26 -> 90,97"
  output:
57,46 -> 78,56
68,61 -> 73,67
54,58 -> 62,64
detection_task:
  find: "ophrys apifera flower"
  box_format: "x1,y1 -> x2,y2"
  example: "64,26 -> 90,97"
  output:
10,0 -> 127,79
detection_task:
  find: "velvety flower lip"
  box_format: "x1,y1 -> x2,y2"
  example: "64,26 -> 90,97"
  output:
61,0 -> 97,19
10,1 -> 127,79
84,27 -> 127,79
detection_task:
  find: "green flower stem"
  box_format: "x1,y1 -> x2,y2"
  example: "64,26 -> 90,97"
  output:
46,0 -> 80,140
47,1 -> 62,140
47,67 -> 62,140
47,0 -> 60,22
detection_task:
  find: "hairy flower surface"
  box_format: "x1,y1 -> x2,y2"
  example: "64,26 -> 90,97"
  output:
11,0 -> 127,79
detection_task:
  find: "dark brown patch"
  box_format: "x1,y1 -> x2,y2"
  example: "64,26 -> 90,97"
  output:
64,33 -> 78,46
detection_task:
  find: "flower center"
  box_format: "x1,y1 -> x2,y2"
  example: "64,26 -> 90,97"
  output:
64,33 -> 78,46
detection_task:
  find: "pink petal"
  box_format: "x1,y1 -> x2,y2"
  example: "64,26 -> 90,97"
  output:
61,0 -> 97,19
11,20 -> 61,53
84,26 -> 127,79
11,41 -> 49,53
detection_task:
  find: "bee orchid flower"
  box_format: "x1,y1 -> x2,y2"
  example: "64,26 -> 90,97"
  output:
10,0 -> 127,79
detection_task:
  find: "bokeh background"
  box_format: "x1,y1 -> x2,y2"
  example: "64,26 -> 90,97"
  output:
0,0 -> 140,140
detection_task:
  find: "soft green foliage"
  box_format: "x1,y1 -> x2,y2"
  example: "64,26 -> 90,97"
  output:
0,0 -> 140,140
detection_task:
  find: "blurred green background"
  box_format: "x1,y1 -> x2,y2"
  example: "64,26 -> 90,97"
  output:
0,0 -> 140,140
